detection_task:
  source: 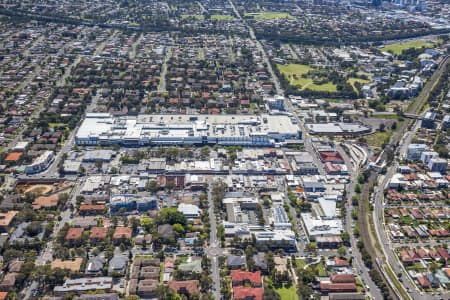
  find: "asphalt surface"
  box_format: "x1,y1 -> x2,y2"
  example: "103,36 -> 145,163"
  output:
336,144 -> 383,299
207,184 -> 222,300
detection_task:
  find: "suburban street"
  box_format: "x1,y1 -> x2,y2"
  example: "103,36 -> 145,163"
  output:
207,183 -> 222,300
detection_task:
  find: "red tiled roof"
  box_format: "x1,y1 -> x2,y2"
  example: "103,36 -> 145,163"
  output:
90,227 -> 107,239
320,282 -> 357,292
168,280 -> 199,295
417,275 -> 431,287
4,152 -> 22,162
233,287 -> 263,300
66,228 -> 84,240
231,270 -> 262,285
334,257 -> 349,267
437,249 -> 449,259
444,268 -> 450,278
319,151 -> 344,163
32,194 -> 59,210
330,274 -> 355,283
79,204 -> 106,211
113,226 -> 132,239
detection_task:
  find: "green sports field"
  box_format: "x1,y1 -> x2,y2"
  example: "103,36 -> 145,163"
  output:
277,63 -> 337,92
380,40 -> 434,55
244,12 -> 293,19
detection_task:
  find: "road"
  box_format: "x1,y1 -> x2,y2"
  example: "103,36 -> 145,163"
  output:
129,33 -> 143,60
336,143 -> 383,300
371,55 -> 450,300
158,46 -> 171,93
207,183 -> 221,300
227,0 -> 282,95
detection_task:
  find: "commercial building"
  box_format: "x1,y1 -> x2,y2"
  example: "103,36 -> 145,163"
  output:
82,150 -> 115,162
305,123 -> 371,136
177,203 -> 201,219
272,206 -> 291,229
420,151 -> 439,164
442,115 -> 450,130
75,113 -> 301,147
421,111 -> 436,129
25,151 -> 54,174
301,213 -> 343,242
54,277 -> 113,295
428,158 -> 448,173
265,95 -> 285,111
254,230 -> 296,250
110,194 -> 158,215
407,144 -> 429,161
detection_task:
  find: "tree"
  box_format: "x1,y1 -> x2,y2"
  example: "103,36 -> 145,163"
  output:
25,221 -> 42,237
58,193 -> 69,203
94,160 -> 102,172
146,180 -> 159,193
263,287 -> 281,300
173,223 -> 185,237
266,251 -> 275,273
200,146 -> 210,160
130,217 -> 140,234
305,242 -> 318,255
341,231 -> 350,245
156,285 -> 179,300
337,246 -> 347,258
141,215 -> 153,232
156,207 -> 187,226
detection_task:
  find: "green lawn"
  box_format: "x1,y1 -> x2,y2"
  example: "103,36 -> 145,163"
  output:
159,262 -> 164,283
277,64 -> 337,92
364,131 -> 391,148
385,264 -> 412,300
275,285 -> 299,300
348,77 -> 371,92
371,114 -> 400,120
181,14 -> 204,20
381,40 -> 434,55
364,117 -> 404,148
295,259 -> 306,269
315,261 -> 328,277
49,123 -> 69,131
211,14 -> 234,20
355,277 -> 364,293
244,12 -> 293,19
